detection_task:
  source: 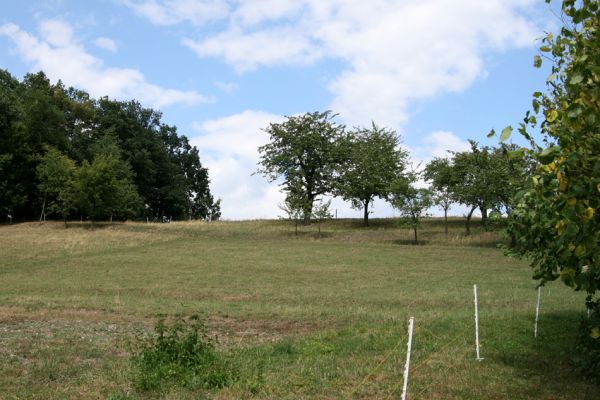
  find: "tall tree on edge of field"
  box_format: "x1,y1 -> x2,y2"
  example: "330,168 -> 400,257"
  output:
257,111 -> 345,222
337,122 -> 408,226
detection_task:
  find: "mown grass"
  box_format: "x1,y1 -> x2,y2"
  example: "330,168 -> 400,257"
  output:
0,218 -> 597,399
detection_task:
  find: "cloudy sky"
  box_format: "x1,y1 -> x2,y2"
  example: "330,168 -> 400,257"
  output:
1,0 -> 557,219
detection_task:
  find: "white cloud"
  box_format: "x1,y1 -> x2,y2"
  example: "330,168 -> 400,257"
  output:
190,110 -> 287,219
39,19 -> 73,47
174,0 -> 540,127
420,131 -> 472,160
182,26 -> 322,73
213,81 -> 239,93
121,0 -> 229,26
0,20 -> 209,108
93,36 -> 117,52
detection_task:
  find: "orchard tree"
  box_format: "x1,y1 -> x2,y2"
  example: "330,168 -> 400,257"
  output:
451,141 -> 507,234
337,123 -> 408,226
258,111 -> 345,222
389,176 -> 433,245
278,189 -> 306,236
312,198 -> 333,236
424,157 -> 456,236
505,0 -> 600,321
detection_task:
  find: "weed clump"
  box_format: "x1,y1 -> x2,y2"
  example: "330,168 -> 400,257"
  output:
130,315 -> 236,391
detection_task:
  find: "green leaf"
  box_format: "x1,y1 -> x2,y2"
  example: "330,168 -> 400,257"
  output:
500,126 -> 513,142
486,129 -> 495,138
540,45 -> 552,52
547,73 -> 557,82
534,55 -> 542,68
570,74 -> 583,85
591,327 -> 600,339
567,105 -> 582,118
538,146 -> 560,164
546,110 -> 559,122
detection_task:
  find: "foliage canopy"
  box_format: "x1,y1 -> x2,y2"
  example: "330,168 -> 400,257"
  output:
506,0 -> 599,315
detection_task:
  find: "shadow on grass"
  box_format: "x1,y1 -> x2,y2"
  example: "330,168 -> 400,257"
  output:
392,239 -> 428,246
491,310 -> 598,397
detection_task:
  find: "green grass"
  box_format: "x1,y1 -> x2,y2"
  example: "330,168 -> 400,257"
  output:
0,219 -> 597,399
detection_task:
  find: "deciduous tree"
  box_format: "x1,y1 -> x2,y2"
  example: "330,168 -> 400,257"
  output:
337,123 -> 408,226
424,158 -> 456,236
258,111 -> 345,222
389,177 -> 433,245
506,0 -> 600,317
36,146 -> 76,224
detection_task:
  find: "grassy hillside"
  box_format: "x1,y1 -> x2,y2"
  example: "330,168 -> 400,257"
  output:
0,219 -> 597,399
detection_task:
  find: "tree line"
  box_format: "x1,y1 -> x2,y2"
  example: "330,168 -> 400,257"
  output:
257,111 -> 534,242
0,70 -> 220,224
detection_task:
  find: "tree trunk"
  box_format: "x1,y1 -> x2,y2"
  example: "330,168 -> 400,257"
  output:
480,205 -> 488,226
444,207 -> 448,236
363,199 -> 369,227
295,219 -> 298,236
466,205 -> 477,235
413,225 -> 418,245
39,194 -> 46,222
303,195 -> 314,224
510,233 -> 517,248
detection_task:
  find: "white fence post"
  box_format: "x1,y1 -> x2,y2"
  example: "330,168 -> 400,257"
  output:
474,284 -> 483,361
534,286 -> 542,338
401,317 -> 414,400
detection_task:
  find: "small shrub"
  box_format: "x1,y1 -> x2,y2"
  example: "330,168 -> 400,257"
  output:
130,315 -> 236,391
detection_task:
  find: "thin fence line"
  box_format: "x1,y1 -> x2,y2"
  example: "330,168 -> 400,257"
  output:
411,336 -> 469,399
412,356 -> 463,399
346,297 -> 426,397
348,330 -> 408,397
384,332 -> 467,400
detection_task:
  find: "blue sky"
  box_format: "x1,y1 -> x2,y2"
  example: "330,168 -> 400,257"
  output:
1,0 -> 558,219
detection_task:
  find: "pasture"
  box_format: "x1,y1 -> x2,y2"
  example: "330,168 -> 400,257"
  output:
0,219 -> 597,399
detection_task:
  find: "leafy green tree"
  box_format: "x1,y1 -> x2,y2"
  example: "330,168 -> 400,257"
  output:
424,158 -> 456,236
312,198 -> 333,236
337,123 -> 408,226
278,190 -> 306,236
490,144 -> 535,216
505,0 -> 600,317
0,69 -> 219,222
389,177 -> 433,245
95,99 -> 218,220
258,111 -> 345,222
36,146 -> 76,224
208,198 -> 221,221
72,147 -> 141,224
450,141 -> 508,234
0,69 -> 27,220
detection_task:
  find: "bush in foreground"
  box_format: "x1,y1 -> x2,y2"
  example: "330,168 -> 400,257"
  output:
130,315 -> 236,392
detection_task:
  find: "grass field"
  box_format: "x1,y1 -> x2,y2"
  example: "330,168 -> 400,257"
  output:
0,219 -> 597,399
